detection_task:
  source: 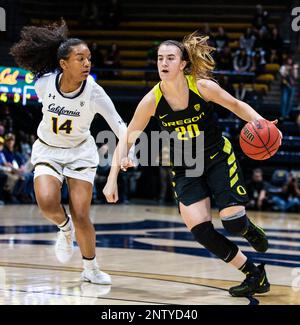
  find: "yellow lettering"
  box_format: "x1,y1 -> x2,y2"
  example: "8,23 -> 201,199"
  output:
184,118 -> 191,123
0,68 -> 19,85
13,93 -> 20,103
25,72 -> 34,84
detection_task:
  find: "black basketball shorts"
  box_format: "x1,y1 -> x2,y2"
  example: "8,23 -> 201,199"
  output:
171,137 -> 249,211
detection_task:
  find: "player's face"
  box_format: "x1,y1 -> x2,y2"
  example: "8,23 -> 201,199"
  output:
157,45 -> 186,81
60,44 -> 91,81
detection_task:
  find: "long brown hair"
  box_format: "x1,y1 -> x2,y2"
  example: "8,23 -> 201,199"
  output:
10,19 -> 87,77
183,31 -> 215,80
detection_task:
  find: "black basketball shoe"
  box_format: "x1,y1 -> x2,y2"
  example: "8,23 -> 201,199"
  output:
229,263 -> 270,297
243,220 -> 269,253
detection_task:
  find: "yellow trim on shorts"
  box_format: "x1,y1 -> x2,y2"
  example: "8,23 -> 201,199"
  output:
73,166 -> 97,172
228,152 -> 236,165
34,162 -> 61,176
222,136 -> 232,154
230,174 -> 239,187
229,162 -> 237,177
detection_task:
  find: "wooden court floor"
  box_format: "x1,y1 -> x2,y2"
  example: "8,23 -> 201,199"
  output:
0,204 -> 299,305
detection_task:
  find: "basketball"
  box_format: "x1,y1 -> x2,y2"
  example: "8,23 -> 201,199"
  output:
239,119 -> 281,160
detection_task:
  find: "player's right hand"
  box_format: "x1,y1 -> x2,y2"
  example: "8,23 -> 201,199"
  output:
103,180 -> 118,203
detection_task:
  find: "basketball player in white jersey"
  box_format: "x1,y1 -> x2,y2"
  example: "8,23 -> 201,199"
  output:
10,20 -> 133,284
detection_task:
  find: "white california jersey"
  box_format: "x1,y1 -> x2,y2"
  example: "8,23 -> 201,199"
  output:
35,72 -> 127,148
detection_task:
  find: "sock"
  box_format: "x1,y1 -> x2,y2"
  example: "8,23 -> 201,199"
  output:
239,259 -> 259,276
58,216 -> 71,232
82,256 -> 98,270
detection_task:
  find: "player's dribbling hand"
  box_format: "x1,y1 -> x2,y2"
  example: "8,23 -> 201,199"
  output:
103,180 -> 119,203
269,119 -> 283,145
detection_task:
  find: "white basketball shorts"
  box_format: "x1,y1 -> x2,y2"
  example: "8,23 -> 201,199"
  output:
31,136 -> 99,184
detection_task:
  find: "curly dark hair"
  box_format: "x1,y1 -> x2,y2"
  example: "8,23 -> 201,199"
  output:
10,19 -> 86,77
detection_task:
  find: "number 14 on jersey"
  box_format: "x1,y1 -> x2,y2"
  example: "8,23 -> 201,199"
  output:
52,117 -> 73,134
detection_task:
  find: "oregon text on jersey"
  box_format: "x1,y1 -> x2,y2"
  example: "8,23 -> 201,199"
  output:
161,112 -> 205,127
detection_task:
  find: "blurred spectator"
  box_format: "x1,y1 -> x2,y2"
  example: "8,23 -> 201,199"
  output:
104,43 -> 121,77
250,49 -> 266,75
104,0 -> 122,28
246,168 -> 268,210
214,27 -> 229,53
215,46 -> 233,71
90,42 -> 104,79
269,49 -> 281,65
29,134 -> 37,146
0,133 -> 23,203
252,4 -> 269,33
240,28 -> 256,55
233,49 -> 251,73
280,57 -> 299,118
80,0 -> 101,28
2,133 -> 33,203
19,131 -> 32,161
0,106 -> 13,133
266,27 -> 283,63
271,172 -> 300,212
90,42 -> 104,69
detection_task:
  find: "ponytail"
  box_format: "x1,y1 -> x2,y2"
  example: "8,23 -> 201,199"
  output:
182,31 -> 215,80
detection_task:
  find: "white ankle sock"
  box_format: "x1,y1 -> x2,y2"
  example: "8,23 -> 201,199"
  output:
83,257 -> 99,270
58,216 -> 71,232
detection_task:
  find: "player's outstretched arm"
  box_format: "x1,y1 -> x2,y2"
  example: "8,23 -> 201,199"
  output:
103,91 -> 156,203
197,79 -> 264,123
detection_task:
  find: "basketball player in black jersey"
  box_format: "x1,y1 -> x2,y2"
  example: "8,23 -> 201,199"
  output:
103,32 -> 281,297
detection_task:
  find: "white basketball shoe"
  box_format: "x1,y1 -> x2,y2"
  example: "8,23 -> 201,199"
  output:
55,215 -> 75,263
81,258 -> 111,284
81,269 -> 112,285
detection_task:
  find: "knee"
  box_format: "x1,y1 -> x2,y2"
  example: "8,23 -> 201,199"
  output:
221,208 -> 249,235
191,221 -> 239,263
71,211 -> 90,228
37,193 -> 60,214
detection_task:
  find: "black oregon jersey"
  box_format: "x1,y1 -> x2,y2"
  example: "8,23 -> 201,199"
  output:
153,75 -> 223,168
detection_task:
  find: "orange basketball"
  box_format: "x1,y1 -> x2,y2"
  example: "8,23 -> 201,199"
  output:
239,119 -> 281,160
